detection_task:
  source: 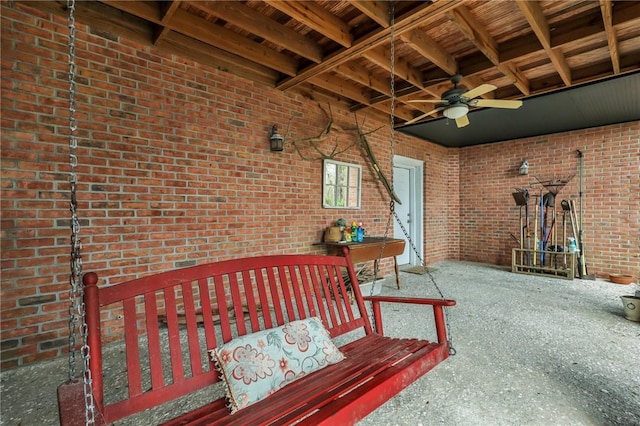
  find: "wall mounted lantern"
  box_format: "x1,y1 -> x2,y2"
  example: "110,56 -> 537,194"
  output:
519,160 -> 529,175
269,124 -> 284,151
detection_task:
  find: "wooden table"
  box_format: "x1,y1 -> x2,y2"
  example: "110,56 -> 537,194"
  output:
322,237 -> 406,289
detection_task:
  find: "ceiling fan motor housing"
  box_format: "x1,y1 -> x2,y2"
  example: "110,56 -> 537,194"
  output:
442,87 -> 468,104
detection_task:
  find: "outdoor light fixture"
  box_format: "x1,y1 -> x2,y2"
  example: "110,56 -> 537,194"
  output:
269,124 -> 284,151
443,103 -> 469,120
519,160 -> 529,175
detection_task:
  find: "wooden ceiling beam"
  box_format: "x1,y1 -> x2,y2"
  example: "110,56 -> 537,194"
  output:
361,82 -> 421,106
571,56 -> 639,83
160,32 -> 279,85
363,46 -> 442,99
372,100 -> 415,123
364,47 -> 422,90
399,100 -> 441,118
264,0 -> 353,48
276,0 -> 463,91
500,2 -> 640,67
400,29 -> 457,76
612,1 -> 640,25
449,5 -> 530,96
349,1 -> 391,28
290,83 -> 352,108
522,59 -> 622,96
350,99 -> 417,123
516,0 -> 572,86
25,0 -> 154,45
599,0 -> 620,74
463,5 -> 640,86
308,74 -> 371,105
290,83 -> 410,125
103,1 -> 300,76
153,1 -> 181,46
490,56 -> 640,102
359,89 -> 441,117
449,6 -> 499,64
168,9 -> 299,76
500,62 -> 531,96
268,2 -> 456,120
620,52 -> 640,74
191,1 -> 323,64
333,63 -> 391,96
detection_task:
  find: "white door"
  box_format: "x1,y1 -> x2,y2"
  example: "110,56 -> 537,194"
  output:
393,167 -> 412,265
393,156 -> 424,266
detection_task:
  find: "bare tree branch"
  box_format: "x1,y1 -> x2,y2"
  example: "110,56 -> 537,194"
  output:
289,104 -> 359,160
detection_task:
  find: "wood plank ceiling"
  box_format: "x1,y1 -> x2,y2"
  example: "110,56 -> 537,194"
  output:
27,1 -> 640,128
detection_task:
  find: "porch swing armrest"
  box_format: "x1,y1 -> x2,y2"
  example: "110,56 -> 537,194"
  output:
362,296 -> 456,307
362,296 -> 456,344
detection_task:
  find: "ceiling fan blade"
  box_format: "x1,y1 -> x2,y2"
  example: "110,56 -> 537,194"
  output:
475,99 -> 523,109
405,109 -> 439,125
455,114 -> 470,128
463,83 -> 497,100
407,99 -> 442,103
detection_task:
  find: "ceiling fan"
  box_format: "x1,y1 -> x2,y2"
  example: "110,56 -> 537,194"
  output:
404,74 -> 523,127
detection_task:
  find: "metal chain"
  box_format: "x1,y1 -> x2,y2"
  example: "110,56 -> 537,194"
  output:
387,2 -> 396,232
389,1 -> 395,156
370,2 -> 455,355
369,2 -> 397,299
67,1 -> 96,423
66,0 -> 78,383
391,210 -> 456,355
381,3 -> 396,251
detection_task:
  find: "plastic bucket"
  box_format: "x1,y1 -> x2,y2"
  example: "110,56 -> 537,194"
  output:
620,296 -> 640,322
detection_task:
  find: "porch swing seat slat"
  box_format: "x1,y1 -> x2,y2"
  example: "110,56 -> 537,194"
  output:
164,335 -> 442,426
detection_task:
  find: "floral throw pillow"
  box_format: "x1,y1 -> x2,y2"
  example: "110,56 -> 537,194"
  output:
209,317 -> 345,413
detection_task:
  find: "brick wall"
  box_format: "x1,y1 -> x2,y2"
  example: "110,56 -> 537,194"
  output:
0,4 -> 453,368
459,126 -> 640,276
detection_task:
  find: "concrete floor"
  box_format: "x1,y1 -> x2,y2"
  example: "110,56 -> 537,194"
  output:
1,261 -> 639,425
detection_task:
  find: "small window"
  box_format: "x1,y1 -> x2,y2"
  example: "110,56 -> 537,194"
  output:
323,159 -> 361,209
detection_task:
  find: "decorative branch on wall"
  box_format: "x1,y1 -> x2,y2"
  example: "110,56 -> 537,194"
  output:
356,126 -> 402,204
288,104 -> 359,161
287,103 -> 400,203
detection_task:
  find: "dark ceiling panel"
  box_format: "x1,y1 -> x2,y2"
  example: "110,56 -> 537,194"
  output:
396,71 -> 640,148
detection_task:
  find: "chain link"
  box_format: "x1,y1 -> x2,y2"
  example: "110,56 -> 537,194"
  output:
67,1 -> 96,423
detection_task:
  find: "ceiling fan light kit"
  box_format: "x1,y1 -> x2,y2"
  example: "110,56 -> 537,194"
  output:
443,103 -> 468,120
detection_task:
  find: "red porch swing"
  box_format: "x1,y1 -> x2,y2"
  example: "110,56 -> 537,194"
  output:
56,3 -> 456,425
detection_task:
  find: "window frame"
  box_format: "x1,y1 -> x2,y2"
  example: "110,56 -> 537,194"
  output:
322,159 -> 362,209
